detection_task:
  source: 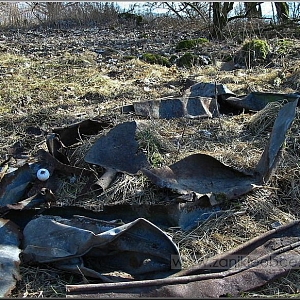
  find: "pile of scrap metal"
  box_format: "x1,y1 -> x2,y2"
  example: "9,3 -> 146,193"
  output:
0,82 -> 299,297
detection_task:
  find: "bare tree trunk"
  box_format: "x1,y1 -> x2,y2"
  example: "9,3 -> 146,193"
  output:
211,2 -> 234,38
274,2 -> 289,23
244,2 -> 262,18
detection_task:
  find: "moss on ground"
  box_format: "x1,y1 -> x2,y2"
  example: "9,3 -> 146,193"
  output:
176,52 -> 198,68
275,39 -> 293,56
241,39 -> 270,60
175,38 -> 208,51
141,52 -> 171,67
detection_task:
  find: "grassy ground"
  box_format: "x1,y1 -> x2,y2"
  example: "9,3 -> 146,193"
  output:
0,23 -> 299,297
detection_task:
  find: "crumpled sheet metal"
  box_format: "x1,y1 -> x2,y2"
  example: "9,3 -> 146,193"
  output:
142,100 -> 298,203
143,152 -> 255,204
224,91 -> 299,112
0,218 -> 22,297
47,119 -> 112,165
0,188 -> 56,218
0,148 -> 98,219
132,82 -> 234,120
21,215 -> 180,280
182,82 -> 235,99
128,83 -> 299,118
255,99 -> 298,182
52,119 -> 112,147
4,197 -> 224,233
0,154 -> 67,208
133,96 -> 219,119
85,121 -> 149,175
66,220 -> 300,298
0,163 -> 40,206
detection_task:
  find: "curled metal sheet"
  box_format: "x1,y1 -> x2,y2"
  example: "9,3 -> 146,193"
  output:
132,82 -> 234,120
0,154 -> 69,207
224,92 -> 299,112
47,119 -> 112,164
4,198 -> 224,233
0,188 -> 56,217
0,218 -> 22,297
182,82 -> 235,99
21,215 -> 180,280
37,149 -> 95,177
255,99 -> 299,182
142,153 -> 255,203
142,100 -> 298,203
0,163 -> 39,206
66,220 -> 300,298
52,119 -> 112,147
133,96 -> 218,119
85,121 -> 149,175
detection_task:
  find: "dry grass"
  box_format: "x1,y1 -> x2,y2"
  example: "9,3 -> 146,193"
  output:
1,28 -> 300,298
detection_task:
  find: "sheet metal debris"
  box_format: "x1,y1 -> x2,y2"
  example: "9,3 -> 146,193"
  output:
142,99 -> 298,206
47,118 -> 112,164
3,198 -> 225,233
84,121 -> 149,190
128,82 -> 234,119
52,119 -> 112,147
66,220 -> 300,298
0,163 -> 42,206
0,188 -> 56,217
0,150 -> 92,208
182,82 -> 235,99
133,96 -> 219,119
224,91 -> 300,112
0,85 -> 298,297
0,218 -> 22,297
124,82 -> 299,118
255,99 -> 299,182
21,215 -> 180,281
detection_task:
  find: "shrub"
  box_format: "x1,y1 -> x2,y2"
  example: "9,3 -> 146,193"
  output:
118,12 -> 143,26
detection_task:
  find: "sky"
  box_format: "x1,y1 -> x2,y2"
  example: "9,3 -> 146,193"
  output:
116,1 -> 274,16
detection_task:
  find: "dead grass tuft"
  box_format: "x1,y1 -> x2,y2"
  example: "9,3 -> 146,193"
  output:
248,100 -> 287,135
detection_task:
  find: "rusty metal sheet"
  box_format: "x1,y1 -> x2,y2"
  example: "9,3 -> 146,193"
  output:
66,220 -> 300,298
0,163 -> 38,206
142,100 -> 298,203
0,218 -> 22,297
182,82 -> 235,99
255,99 -> 298,182
52,119 -> 112,147
85,121 -> 149,175
224,92 -> 299,112
21,216 -> 180,280
142,153 -> 255,203
133,96 -> 218,119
